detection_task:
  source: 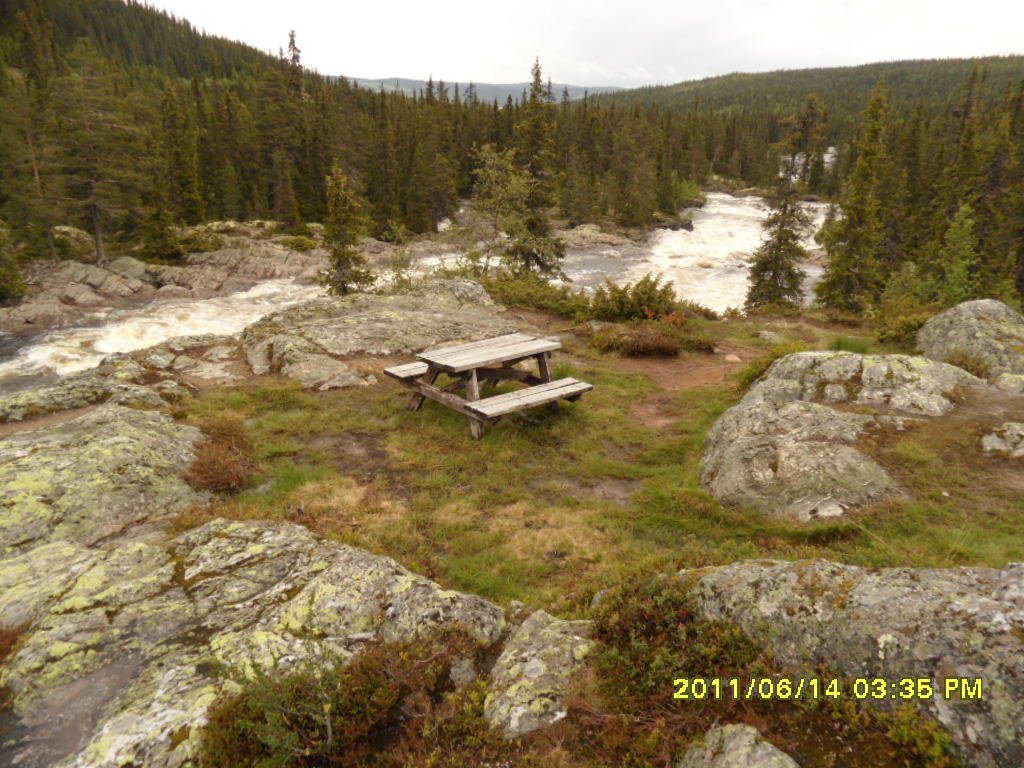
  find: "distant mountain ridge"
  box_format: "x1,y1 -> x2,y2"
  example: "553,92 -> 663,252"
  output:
345,76 -> 623,102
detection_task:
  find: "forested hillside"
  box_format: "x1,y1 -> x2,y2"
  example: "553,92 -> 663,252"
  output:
603,57 -> 1024,135
0,0 -> 791,270
0,0 -> 1022,316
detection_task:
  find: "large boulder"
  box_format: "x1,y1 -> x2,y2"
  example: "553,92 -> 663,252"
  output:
683,559 -> 1024,768
483,610 -> 594,738
0,519 -> 506,768
677,724 -> 799,768
0,403 -> 203,556
242,279 -> 515,382
700,352 -> 979,520
917,299 -> 1024,392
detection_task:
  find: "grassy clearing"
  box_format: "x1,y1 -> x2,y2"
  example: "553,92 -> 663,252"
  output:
173,312 -> 1024,614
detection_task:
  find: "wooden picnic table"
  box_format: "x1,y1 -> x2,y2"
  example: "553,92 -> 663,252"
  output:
384,332 -> 593,438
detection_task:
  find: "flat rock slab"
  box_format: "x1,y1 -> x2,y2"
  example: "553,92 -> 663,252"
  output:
484,609 -> 594,738
242,279 -> 516,383
700,351 -> 980,520
0,519 -> 505,768
677,724 -> 800,768
683,559 -> 1024,768
0,403 -> 203,557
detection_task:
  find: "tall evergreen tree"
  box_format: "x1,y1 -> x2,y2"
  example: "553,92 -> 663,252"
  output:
323,166 -> 371,295
817,81 -> 894,311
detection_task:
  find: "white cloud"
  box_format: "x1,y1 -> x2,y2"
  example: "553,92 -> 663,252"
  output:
147,0 -> 1024,87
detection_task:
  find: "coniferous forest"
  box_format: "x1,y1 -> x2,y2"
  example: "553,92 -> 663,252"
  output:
0,0 -> 1023,317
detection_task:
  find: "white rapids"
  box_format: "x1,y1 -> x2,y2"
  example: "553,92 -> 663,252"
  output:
0,278 -> 323,388
629,192 -> 830,314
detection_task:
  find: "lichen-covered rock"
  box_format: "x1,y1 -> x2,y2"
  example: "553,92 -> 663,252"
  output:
483,610 -> 593,738
677,724 -> 800,768
0,404 -> 203,555
241,279 -> 514,385
0,369 -> 165,422
683,559 -> 1024,768
982,422 -> 1024,458
700,352 -> 980,520
918,299 -> 1024,378
0,519 -> 506,768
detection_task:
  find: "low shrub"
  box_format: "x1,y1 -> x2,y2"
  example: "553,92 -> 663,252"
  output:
279,235 -> 318,252
0,622 -> 28,666
198,630 -> 501,767
592,324 -> 682,357
592,321 -> 715,357
185,414 -> 255,493
179,229 -> 224,254
942,348 -> 992,379
735,340 -> 810,391
589,274 -> 678,321
874,295 -> 939,348
482,272 -> 590,318
591,574 -> 764,707
677,299 -> 719,320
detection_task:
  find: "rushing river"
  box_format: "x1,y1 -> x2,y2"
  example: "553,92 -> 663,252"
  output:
0,279 -> 323,391
0,193 -> 827,390
561,192 -> 829,313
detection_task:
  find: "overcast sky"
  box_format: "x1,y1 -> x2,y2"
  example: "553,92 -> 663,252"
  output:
146,0 -> 1024,87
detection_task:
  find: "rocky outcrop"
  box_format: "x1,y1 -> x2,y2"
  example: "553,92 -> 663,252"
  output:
700,352 -> 979,520
982,422 -> 1024,458
0,520 -> 506,768
242,279 -> 515,384
917,299 -> 1024,393
0,235 -> 328,336
677,724 -> 799,768
0,404 -> 203,556
683,559 -> 1024,768
0,351 -> 177,422
483,610 -> 594,738
556,223 -> 630,248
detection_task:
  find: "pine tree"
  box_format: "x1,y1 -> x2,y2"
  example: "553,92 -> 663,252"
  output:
746,175 -> 810,311
817,81 -> 894,311
323,166 -> 371,295
938,203 -> 981,306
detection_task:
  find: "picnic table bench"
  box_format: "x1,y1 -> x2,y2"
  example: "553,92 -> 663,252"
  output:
384,332 -> 592,438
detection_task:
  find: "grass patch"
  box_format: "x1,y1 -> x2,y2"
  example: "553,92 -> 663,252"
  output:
829,336 -> 872,354
735,341 -> 810,391
172,323 -> 1024,612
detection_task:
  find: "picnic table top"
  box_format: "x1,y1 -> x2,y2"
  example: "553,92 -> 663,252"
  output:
416,332 -> 561,374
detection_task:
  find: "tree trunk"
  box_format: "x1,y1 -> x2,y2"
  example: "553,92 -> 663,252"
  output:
1015,246 -> 1024,297
25,124 -> 59,260
91,202 -> 107,267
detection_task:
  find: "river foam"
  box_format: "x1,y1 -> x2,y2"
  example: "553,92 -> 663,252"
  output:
0,279 -> 323,389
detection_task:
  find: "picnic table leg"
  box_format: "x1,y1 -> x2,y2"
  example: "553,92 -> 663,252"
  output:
536,351 -> 559,413
464,369 -> 486,439
409,366 -> 439,411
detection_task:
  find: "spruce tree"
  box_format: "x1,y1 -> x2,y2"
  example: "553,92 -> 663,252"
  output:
745,178 -> 810,311
817,81 -> 894,312
323,166 -> 371,295
938,203 -> 981,306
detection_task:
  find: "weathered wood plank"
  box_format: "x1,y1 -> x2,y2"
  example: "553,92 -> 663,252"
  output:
384,361 -> 429,381
466,378 -> 593,419
419,338 -> 561,373
465,369 -> 485,439
419,333 -> 534,360
408,366 -> 439,411
395,379 -> 479,419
